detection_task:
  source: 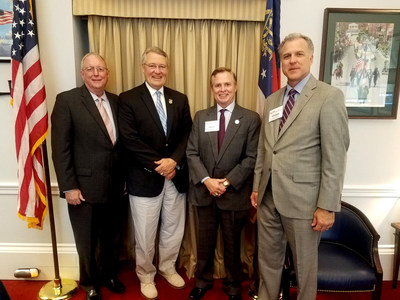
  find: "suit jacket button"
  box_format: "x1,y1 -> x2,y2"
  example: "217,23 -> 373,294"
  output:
273,151 -> 277,154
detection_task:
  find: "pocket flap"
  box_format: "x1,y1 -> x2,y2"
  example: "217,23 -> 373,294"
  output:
292,172 -> 320,183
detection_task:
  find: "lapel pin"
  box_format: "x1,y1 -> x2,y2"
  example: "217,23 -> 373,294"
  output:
169,99 -> 173,104
235,119 -> 240,124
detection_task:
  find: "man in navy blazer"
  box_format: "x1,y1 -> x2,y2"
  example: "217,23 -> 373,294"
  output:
186,67 -> 260,300
118,47 -> 192,300
51,53 -> 126,300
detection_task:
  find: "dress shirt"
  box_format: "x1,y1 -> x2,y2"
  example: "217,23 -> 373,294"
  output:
217,101 -> 235,130
282,73 -> 311,106
145,82 -> 167,115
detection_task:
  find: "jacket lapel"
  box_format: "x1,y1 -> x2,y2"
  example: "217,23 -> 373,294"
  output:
106,91 -> 118,139
80,85 -> 112,143
278,75 -> 317,138
140,83 -> 166,137
205,106 -> 219,162
164,89 -> 173,139
269,88 -> 285,142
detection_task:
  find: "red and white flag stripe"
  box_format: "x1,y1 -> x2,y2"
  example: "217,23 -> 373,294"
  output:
12,44 -> 48,229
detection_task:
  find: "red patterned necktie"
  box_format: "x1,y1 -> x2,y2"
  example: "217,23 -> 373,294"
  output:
96,98 -> 116,144
218,109 -> 226,151
279,89 -> 296,132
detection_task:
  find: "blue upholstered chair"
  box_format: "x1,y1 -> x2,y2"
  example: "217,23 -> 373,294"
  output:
282,201 -> 383,300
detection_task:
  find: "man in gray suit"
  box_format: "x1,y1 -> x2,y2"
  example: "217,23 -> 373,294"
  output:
251,33 -> 350,300
187,67 -> 260,300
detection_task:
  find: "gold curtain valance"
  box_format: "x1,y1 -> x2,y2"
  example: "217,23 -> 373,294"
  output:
73,0 -> 266,21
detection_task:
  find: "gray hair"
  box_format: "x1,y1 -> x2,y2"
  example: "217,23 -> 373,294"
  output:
141,47 -> 168,65
80,52 -> 107,70
278,33 -> 314,56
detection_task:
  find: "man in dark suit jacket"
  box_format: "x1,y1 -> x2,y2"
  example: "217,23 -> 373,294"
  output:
186,67 -> 261,300
118,47 -> 192,300
51,53 -> 126,300
251,33 -> 350,300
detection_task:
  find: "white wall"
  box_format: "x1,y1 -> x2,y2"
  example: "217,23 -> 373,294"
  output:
280,0 -> 400,280
0,0 -> 83,280
0,0 -> 399,281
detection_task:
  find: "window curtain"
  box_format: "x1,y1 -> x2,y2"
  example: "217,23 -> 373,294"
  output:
88,15 -> 262,279
88,16 -> 262,114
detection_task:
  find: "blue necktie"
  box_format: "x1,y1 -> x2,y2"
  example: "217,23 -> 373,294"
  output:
155,91 -> 167,135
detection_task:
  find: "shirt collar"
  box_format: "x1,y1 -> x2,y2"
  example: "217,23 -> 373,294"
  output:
286,73 -> 311,95
89,90 -> 107,102
145,81 -> 165,96
217,101 -> 235,113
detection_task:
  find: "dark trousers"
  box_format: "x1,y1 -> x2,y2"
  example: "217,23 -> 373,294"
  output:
195,202 -> 249,295
68,200 -> 125,290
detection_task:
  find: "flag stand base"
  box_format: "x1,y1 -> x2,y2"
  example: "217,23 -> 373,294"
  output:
38,278 -> 78,300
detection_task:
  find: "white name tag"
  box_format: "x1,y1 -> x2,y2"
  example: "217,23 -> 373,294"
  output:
269,106 -> 283,122
205,120 -> 219,132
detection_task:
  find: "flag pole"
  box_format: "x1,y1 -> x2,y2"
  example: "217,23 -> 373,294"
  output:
25,0 -> 77,298
38,141 -> 77,300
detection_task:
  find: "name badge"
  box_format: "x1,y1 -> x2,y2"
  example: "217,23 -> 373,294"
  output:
205,120 -> 219,132
269,106 -> 283,122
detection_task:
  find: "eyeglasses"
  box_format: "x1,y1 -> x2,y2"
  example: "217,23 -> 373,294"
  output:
83,66 -> 108,73
144,63 -> 168,71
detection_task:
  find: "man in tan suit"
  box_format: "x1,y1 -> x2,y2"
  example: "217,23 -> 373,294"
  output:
251,33 -> 350,300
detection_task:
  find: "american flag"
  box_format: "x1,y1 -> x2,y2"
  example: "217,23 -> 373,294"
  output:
0,9 -> 13,25
257,0 -> 281,115
11,0 -> 48,229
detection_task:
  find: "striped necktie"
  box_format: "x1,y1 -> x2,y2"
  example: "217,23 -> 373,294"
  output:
96,98 -> 115,144
279,89 -> 296,132
155,91 -> 167,135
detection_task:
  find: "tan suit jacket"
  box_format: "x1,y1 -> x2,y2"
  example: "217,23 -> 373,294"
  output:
253,75 -> 350,219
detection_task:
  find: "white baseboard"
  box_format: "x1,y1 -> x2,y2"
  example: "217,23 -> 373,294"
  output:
0,243 -> 398,281
0,243 -> 78,280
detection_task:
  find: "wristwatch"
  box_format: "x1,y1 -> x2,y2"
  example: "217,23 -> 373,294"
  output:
223,180 -> 230,187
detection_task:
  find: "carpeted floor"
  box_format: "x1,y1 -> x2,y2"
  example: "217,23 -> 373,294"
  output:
2,268 -> 400,300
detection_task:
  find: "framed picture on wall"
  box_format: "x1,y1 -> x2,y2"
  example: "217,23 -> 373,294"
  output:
320,8 -> 400,119
0,0 -> 12,61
